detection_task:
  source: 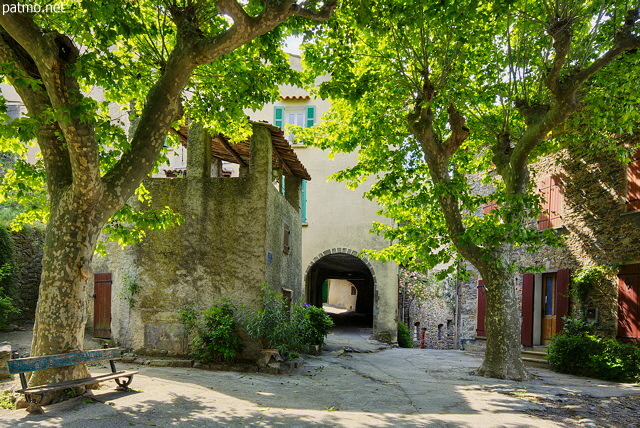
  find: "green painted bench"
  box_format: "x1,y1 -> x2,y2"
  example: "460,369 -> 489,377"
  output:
7,347 -> 138,411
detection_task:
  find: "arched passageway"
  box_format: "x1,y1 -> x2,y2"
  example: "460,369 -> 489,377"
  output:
305,251 -> 375,327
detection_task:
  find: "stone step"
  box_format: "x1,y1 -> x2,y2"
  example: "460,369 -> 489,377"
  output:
521,350 -> 548,358
522,347 -> 549,369
522,356 -> 549,369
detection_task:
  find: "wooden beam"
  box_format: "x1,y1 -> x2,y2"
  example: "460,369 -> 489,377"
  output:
273,145 -> 292,176
217,135 -> 248,167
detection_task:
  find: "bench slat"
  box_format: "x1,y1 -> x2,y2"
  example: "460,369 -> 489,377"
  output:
16,370 -> 139,394
6,348 -> 123,374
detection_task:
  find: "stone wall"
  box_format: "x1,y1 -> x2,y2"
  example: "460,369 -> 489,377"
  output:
399,270 -> 456,349
11,226 -> 44,323
456,144 -> 640,343
92,124 -> 303,359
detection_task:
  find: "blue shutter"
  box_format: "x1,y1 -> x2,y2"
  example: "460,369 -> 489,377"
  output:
274,106 -> 284,129
301,179 -> 307,223
305,106 -> 315,127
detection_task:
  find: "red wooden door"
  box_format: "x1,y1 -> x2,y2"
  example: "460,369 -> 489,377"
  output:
618,264 -> 640,343
93,273 -> 112,338
555,269 -> 571,334
521,273 -> 534,346
477,280 -> 486,337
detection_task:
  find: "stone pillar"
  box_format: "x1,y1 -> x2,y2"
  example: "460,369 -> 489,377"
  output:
250,124 -> 273,183
0,342 -> 11,379
284,176 -> 301,210
186,123 -> 212,179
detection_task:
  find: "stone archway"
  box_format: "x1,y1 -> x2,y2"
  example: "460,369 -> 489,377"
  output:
305,249 -> 376,324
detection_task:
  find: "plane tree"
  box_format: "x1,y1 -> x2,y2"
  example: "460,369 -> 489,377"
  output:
300,0 -> 640,380
0,0 -> 336,392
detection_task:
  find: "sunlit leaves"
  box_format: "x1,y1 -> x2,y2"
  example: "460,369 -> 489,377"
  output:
300,0 -> 639,274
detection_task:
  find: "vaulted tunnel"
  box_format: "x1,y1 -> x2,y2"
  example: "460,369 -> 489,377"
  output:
305,252 -> 375,327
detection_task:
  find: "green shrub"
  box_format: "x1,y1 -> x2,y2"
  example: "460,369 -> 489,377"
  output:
179,299 -> 243,364
244,284 -> 334,357
397,321 -> 413,348
244,285 -> 293,352
548,334 -> 640,382
291,304 -> 334,346
561,316 -> 594,337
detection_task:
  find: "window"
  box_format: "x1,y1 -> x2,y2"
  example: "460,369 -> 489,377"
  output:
627,150 -> 640,211
283,223 -> 290,254
538,175 -> 563,230
275,105 -> 314,223
274,105 -> 316,143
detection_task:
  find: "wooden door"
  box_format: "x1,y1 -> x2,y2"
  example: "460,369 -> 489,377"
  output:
541,273 -> 557,344
618,264 -> 640,343
93,273 -> 112,339
521,273 -> 535,346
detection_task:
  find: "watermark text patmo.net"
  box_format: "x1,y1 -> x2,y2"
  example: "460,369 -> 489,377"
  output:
3,3 -> 65,15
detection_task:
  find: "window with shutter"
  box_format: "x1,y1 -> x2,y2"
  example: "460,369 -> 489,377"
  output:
538,175 -> 563,230
273,105 -> 316,143
626,151 -> 640,211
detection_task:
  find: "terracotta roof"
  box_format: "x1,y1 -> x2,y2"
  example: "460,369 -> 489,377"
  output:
170,122 -> 311,181
280,95 -> 310,101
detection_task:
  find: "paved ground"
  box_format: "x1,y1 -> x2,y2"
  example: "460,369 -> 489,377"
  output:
2,325 -> 640,427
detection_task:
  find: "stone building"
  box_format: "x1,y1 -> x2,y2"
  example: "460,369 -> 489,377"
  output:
398,269 -> 456,349
91,122 -> 308,358
459,142 -> 640,348
154,54 -> 400,343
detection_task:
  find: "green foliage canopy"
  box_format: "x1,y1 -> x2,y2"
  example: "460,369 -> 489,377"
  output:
0,0 -> 335,246
300,0 -> 640,275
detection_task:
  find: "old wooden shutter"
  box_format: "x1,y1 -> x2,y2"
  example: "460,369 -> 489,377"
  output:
483,200 -> 498,214
627,151 -> 640,211
521,273 -> 534,346
537,176 -> 563,229
93,273 -> 112,339
305,106 -> 316,127
618,264 -> 640,343
274,106 -> 284,129
548,176 -> 563,228
476,280 -> 486,337
537,177 -> 551,230
555,269 -> 570,334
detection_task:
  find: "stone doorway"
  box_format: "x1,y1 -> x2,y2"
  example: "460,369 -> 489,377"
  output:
305,251 -> 375,328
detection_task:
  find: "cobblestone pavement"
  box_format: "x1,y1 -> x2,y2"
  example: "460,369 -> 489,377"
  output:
523,393 -> 640,427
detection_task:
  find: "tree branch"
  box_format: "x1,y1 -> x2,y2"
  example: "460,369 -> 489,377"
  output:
569,9 -> 640,93
0,29 -> 72,198
291,0 -> 338,21
0,7 -> 102,201
544,14 -> 574,96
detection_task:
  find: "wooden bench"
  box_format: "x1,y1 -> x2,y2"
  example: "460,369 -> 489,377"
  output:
7,347 -> 138,411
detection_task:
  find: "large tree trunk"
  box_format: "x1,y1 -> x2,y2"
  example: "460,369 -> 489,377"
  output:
474,247 -> 530,381
28,197 -> 103,399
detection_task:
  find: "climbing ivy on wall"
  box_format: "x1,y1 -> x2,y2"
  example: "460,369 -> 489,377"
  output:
571,265 -> 618,337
